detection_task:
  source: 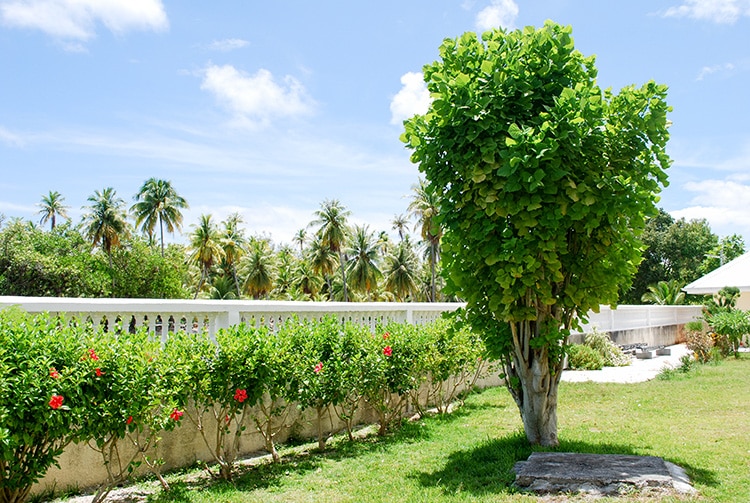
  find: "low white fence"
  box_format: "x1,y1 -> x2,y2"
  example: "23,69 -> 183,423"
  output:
0,296 -> 702,344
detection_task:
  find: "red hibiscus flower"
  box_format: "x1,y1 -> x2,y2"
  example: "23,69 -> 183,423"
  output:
382,332 -> 390,340
95,368 -> 104,377
49,394 -> 64,409
233,388 -> 248,403
314,362 -> 324,374
126,416 -> 134,425
383,346 -> 392,357
87,349 -> 99,361
49,367 -> 60,379
170,408 -> 184,421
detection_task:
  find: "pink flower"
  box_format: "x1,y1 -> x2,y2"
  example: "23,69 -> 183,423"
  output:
314,362 -> 324,374
49,367 -> 60,379
383,346 -> 392,357
49,394 -> 64,409
170,408 -> 183,421
233,388 -> 248,403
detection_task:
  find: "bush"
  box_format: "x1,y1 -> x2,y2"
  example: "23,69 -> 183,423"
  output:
686,327 -> 714,363
583,329 -> 630,367
566,344 -> 606,370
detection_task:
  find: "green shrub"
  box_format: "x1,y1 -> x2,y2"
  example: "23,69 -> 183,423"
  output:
566,344 -> 606,370
0,309 -> 91,503
583,329 -> 630,367
707,310 -> 750,357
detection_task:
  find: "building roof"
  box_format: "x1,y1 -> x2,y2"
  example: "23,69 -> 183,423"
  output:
683,252 -> 750,295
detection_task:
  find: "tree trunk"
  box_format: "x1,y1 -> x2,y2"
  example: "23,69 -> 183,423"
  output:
338,250 -> 349,302
505,320 -> 564,447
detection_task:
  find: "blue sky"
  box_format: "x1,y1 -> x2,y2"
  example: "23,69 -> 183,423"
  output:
1,0 -> 749,247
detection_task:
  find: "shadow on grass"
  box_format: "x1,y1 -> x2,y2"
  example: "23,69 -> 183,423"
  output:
147,393 -> 503,502
413,432 -> 719,497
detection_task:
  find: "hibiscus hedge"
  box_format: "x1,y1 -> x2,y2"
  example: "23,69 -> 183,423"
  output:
0,308 -> 489,502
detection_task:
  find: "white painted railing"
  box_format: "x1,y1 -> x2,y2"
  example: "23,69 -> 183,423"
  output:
0,296 -> 702,340
0,297 -> 463,339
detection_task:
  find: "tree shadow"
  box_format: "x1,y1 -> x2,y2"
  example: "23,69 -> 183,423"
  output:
413,432 -> 719,497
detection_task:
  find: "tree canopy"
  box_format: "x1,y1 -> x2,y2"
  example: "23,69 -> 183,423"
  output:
402,22 -> 671,445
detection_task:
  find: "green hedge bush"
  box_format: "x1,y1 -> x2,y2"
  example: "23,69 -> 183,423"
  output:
0,310 -> 489,501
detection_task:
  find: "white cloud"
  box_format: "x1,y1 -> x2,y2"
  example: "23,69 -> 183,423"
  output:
671,179 -> 750,239
663,0 -> 750,23
207,38 -> 249,52
0,0 -> 168,40
0,126 -> 23,146
475,0 -> 519,32
200,64 -> 315,128
696,62 -> 736,80
390,72 -> 431,125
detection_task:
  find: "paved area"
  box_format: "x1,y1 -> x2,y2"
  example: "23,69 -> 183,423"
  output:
561,343 -> 692,384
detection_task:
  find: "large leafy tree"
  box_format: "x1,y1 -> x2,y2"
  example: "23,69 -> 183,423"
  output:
311,199 -> 351,302
402,23 -> 671,445
37,190 -> 69,230
131,178 -> 189,257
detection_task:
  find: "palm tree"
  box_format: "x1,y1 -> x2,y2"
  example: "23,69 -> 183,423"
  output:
293,260 -> 323,298
391,213 -> 410,242
292,228 -> 307,256
641,280 -> 686,305
408,178 -> 442,302
131,178 -> 189,257
188,214 -> 224,299
82,187 -> 129,269
346,225 -> 382,300
220,213 -> 247,298
241,239 -> 276,299
383,238 -> 419,301
307,234 -> 338,300
37,190 -> 70,230
311,199 -> 351,302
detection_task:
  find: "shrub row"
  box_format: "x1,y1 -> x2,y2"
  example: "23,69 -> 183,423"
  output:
0,308 -> 489,503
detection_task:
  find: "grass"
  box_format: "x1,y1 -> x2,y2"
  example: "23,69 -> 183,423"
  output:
56,355 -> 750,502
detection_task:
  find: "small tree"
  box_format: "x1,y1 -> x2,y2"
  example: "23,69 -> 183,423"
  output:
402,22 -> 670,445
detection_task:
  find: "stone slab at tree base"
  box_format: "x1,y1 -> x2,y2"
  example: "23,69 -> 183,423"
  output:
514,452 -> 697,497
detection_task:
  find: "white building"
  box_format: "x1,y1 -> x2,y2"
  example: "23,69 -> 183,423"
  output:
683,252 -> 750,310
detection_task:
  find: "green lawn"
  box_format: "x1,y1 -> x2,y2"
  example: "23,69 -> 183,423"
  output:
68,355 -> 750,502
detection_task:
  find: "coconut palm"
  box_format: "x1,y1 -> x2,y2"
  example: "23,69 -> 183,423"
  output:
311,199 -> 351,301
391,213 -> 410,242
383,238 -> 420,301
293,228 -> 307,256
641,280 -> 686,305
37,190 -> 69,230
346,224 -> 382,300
131,178 -> 189,257
408,178 -> 442,302
82,187 -> 129,269
293,260 -> 323,298
307,233 -> 338,300
241,239 -> 276,299
188,214 -> 224,299
220,213 -> 247,298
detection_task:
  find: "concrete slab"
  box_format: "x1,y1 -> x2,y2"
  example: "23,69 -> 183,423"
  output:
514,452 -> 697,497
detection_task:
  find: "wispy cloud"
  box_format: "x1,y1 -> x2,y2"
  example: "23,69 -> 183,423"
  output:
0,0 -> 168,41
0,125 -> 24,146
671,178 -> 750,238
663,0 -> 750,23
696,62 -> 736,80
200,64 -> 316,128
390,72 -> 430,125
207,38 -> 249,52
475,0 -> 519,32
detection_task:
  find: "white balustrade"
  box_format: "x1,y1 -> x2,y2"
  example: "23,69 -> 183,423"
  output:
0,296 -> 702,339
